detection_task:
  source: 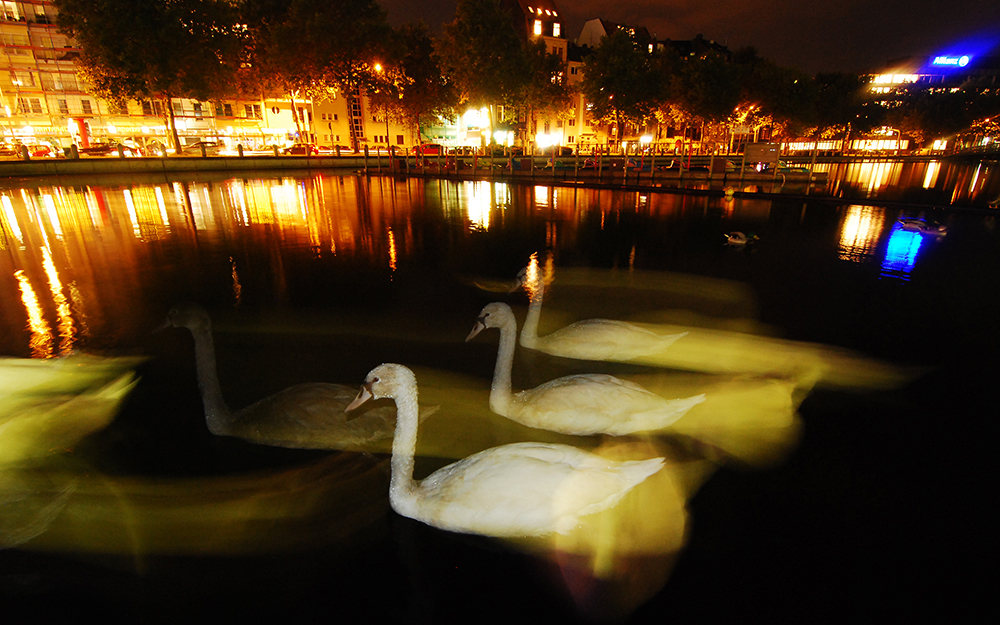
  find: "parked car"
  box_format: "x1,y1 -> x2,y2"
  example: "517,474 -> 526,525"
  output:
181,141 -> 223,156
79,142 -> 137,157
282,143 -> 320,156
412,143 -> 444,155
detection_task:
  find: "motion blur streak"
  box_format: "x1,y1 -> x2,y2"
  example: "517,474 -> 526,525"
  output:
21,453 -> 391,556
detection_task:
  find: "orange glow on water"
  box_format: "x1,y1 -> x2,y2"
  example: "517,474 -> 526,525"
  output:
41,246 -> 76,355
839,205 -> 885,262
388,228 -> 397,274
14,269 -> 53,358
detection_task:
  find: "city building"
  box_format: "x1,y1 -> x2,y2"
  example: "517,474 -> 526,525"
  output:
0,1 -> 410,155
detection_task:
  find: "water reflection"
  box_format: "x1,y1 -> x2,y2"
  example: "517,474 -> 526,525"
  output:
0,171 -> 985,621
881,224 -> 924,280
839,205 -> 885,263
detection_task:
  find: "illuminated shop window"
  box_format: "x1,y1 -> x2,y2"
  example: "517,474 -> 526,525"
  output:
534,20 -> 542,36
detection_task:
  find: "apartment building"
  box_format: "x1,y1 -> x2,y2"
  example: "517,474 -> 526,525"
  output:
0,1 -> 415,154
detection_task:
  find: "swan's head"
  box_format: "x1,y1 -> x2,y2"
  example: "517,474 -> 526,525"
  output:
465,302 -> 515,342
346,363 -> 416,412
157,302 -> 211,333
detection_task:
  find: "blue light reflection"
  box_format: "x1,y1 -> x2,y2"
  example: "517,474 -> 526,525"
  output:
881,224 -> 924,280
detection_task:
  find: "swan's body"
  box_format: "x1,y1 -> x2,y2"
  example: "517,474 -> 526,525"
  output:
725,231 -> 758,246
347,363 -> 664,537
163,303 -> 431,450
468,303 -> 705,436
518,267 -> 687,362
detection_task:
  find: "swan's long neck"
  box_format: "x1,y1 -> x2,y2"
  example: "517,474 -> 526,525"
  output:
187,324 -> 233,435
389,381 -> 420,518
489,316 -> 516,413
520,277 -> 543,348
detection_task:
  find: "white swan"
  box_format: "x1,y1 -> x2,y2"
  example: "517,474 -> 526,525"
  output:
161,303 -> 434,450
516,258 -> 687,362
346,363 -> 665,537
467,302 -> 705,436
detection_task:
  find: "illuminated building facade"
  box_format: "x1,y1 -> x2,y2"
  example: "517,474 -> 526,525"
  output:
0,1 -> 411,154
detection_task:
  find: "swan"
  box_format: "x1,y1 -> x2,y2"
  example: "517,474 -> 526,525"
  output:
516,257 -> 688,362
725,231 -> 758,246
467,302 -> 705,436
161,303 -> 434,451
346,363 -> 665,537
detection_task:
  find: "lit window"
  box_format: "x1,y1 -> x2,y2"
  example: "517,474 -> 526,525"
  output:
554,23 -> 560,37
534,20 -> 542,36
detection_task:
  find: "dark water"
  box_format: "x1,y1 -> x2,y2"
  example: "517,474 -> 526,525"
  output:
1,172 -> 995,622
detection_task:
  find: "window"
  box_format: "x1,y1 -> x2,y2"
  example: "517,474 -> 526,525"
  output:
18,97 -> 43,114
553,23 -> 561,37
334,114 -> 338,121
335,135 -> 340,142
533,20 -> 542,36
57,99 -> 68,115
396,135 -> 404,145
556,120 -> 563,128
111,102 -> 128,115
567,136 -> 575,143
193,102 -> 203,118
245,104 -> 262,119
570,67 -> 578,75
82,100 -> 92,115
224,103 -> 233,117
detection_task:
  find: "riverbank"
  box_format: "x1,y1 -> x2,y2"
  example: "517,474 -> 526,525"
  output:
1,153 -> 996,212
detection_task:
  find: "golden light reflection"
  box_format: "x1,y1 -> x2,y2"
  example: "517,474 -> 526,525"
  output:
534,185 -> 549,207
388,228 -> 397,274
923,162 -> 941,189
14,269 -> 53,358
838,205 -> 885,262
1,194 -> 22,244
41,194 -> 63,240
844,161 -> 901,195
123,189 -> 141,239
41,247 -> 75,355
466,181 -> 491,231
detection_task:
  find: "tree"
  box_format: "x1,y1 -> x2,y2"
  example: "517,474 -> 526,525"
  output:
241,0 -> 395,151
438,0 -> 529,139
54,0 -> 245,151
369,23 -> 457,145
580,28 -> 660,145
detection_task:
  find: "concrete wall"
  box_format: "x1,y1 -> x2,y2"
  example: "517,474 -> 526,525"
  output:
0,155 -> 385,179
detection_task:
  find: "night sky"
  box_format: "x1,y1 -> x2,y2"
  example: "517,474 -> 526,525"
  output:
377,0 -> 1000,74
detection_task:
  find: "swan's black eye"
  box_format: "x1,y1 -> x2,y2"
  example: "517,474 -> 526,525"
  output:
372,377 -> 380,383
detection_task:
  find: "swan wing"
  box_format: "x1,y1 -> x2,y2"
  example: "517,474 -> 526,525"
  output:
531,319 -> 687,361
413,442 -> 664,536
510,375 -> 704,435
233,383 -> 395,448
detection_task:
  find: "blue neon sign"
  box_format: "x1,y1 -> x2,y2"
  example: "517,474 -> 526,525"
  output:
932,55 -> 971,67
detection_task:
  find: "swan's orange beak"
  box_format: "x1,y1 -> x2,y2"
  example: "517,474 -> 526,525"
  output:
345,382 -> 373,414
465,316 -> 486,342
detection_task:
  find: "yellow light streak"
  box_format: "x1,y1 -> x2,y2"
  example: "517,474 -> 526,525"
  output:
14,270 -> 53,358
839,205 -> 885,262
1,195 -> 22,243
41,246 -> 75,355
